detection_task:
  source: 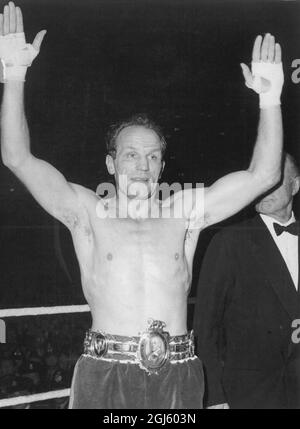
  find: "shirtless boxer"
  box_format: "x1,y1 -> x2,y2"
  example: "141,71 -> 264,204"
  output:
0,2 -> 284,409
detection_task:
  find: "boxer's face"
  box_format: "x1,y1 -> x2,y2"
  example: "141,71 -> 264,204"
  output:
106,125 -> 165,199
255,159 -> 300,217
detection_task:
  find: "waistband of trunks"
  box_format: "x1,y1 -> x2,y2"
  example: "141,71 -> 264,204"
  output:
83,329 -> 195,362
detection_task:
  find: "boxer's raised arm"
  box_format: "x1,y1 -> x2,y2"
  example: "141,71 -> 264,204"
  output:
192,34 -> 284,228
1,81 -> 85,229
0,3 -> 84,229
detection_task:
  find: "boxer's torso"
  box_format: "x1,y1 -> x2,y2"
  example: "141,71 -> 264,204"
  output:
70,191 -> 203,336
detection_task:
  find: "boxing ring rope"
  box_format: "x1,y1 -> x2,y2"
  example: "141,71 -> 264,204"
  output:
0,304 -> 90,318
0,298 -> 196,407
0,389 -> 70,408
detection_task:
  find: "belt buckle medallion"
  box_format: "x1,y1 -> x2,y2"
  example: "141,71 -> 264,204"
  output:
138,319 -> 170,374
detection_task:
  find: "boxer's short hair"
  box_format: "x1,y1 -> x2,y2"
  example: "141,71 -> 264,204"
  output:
106,114 -> 167,159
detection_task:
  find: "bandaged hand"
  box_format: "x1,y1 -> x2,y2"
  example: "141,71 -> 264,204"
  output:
241,34 -> 284,109
0,2 -> 46,83
0,32 -> 39,81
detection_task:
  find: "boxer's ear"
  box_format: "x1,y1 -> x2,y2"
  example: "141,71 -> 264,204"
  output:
292,176 -> 300,197
106,155 -> 115,175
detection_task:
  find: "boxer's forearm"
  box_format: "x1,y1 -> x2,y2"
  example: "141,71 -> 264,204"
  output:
202,104 -> 283,226
240,35 -> 283,189
1,81 -> 31,168
248,105 -> 283,189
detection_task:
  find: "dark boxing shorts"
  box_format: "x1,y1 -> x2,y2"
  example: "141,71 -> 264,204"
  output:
69,354 -> 204,409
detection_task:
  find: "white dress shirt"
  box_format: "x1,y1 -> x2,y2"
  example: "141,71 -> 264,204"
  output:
260,213 -> 298,290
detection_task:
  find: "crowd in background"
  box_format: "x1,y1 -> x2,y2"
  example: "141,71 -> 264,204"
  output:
0,314 -> 91,409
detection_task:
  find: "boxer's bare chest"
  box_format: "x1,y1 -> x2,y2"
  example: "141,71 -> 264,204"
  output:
70,197 -> 201,280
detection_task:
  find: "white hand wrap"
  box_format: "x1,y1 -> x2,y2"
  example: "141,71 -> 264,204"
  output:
0,33 -> 39,82
246,61 -> 284,108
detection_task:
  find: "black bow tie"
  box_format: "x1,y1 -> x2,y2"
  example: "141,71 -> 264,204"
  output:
273,221 -> 299,236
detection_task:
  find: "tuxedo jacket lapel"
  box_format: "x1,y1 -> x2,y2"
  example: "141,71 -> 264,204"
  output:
249,215 -> 300,320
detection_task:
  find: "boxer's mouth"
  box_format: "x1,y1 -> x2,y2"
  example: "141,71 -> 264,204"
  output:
131,177 -> 150,183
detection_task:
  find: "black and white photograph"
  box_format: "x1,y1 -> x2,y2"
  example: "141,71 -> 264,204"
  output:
0,0 -> 299,410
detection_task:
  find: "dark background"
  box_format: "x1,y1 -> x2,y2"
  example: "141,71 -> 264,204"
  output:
0,0 -> 299,313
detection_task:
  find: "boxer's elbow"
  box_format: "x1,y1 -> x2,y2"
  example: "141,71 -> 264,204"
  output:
1,147 -> 30,171
250,167 -> 280,194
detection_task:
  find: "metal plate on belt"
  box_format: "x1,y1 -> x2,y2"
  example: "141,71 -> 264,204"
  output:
92,332 -> 108,357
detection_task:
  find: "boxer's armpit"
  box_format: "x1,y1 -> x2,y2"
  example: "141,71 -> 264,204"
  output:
61,210 -> 81,230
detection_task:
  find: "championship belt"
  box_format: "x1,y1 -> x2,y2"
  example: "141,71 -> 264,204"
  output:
137,319 -> 170,374
83,320 -> 193,374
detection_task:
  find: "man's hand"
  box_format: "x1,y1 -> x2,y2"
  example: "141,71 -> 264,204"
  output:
207,403 -> 230,409
0,1 -> 46,82
240,33 -> 284,108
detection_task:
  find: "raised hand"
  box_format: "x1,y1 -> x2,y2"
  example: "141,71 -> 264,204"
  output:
240,34 -> 284,108
0,2 -> 46,82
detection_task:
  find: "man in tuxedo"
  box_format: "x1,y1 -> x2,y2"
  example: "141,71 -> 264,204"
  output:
193,153 -> 300,409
